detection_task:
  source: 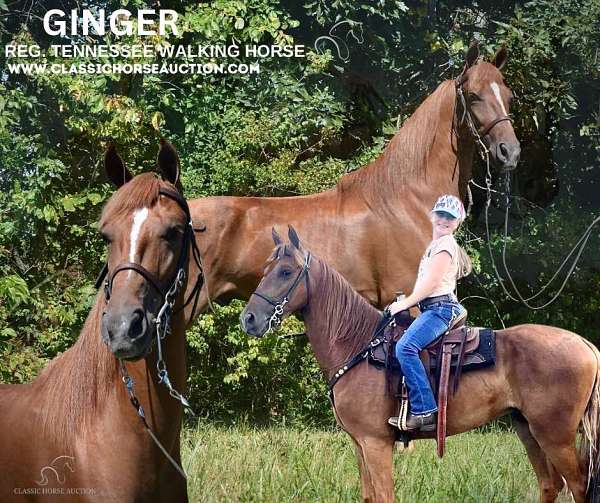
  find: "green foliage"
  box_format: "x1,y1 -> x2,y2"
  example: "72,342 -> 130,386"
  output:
187,301 -> 330,425
1,0 -> 599,425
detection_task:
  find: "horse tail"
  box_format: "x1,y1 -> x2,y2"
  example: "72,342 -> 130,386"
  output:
579,339 -> 600,503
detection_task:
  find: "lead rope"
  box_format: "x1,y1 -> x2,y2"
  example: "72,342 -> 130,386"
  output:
117,266 -> 194,480
119,361 -> 188,480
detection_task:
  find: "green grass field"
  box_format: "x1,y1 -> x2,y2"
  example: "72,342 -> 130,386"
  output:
181,423 -> 573,502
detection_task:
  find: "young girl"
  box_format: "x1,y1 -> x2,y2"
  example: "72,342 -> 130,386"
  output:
388,194 -> 472,431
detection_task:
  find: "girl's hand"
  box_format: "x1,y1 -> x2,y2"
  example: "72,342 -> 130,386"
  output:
389,300 -> 410,315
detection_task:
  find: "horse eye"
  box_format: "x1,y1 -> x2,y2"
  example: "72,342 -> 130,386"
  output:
469,93 -> 481,102
280,269 -> 291,278
163,226 -> 184,242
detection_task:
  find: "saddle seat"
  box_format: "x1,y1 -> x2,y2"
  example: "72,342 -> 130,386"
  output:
424,310 -> 480,359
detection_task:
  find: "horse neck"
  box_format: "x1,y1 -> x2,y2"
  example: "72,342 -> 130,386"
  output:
339,80 -> 475,205
302,258 -> 381,378
37,294 -> 186,451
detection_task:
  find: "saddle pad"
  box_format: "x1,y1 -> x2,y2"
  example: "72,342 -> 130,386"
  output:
368,328 -> 496,374
461,328 -> 495,371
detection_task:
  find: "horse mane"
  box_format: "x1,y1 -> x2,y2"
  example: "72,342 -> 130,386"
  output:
311,254 -> 382,361
38,172 -> 168,446
336,80 -> 456,204
36,295 -> 118,446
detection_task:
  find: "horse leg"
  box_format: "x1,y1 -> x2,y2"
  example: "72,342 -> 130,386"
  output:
352,438 -> 376,502
526,420 -> 586,503
513,413 -> 564,503
536,442 -> 585,503
354,436 -> 395,503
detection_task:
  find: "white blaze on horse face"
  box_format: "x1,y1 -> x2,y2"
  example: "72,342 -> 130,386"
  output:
490,82 -> 508,116
128,208 -> 149,276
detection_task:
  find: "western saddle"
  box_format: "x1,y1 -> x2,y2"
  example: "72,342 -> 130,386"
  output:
393,308 -> 482,457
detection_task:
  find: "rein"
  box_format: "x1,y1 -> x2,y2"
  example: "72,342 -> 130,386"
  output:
455,73 -> 599,310
97,186 -> 200,480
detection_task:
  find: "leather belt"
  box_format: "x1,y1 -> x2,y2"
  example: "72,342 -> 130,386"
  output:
419,294 -> 456,309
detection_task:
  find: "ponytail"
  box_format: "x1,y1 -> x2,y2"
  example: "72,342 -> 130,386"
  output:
456,245 -> 472,279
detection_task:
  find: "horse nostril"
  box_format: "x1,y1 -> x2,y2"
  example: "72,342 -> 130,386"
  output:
129,309 -> 146,340
498,142 -> 509,160
245,312 -> 255,326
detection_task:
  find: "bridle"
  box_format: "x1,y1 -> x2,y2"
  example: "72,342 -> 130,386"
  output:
96,187 -> 205,321
251,251 -> 311,334
452,67 -> 515,214
453,72 -> 513,145
95,184 -> 204,480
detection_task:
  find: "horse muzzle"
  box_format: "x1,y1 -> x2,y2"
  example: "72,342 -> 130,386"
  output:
239,307 -> 268,338
102,307 -> 154,360
493,140 -> 521,172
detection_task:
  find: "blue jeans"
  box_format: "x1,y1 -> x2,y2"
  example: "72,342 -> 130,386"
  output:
395,300 -> 466,415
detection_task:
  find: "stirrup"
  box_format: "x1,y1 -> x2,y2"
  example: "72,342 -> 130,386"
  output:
388,416 -> 400,428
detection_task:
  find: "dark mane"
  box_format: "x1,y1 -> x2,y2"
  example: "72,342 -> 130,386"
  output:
36,294 -> 117,446
336,80 -> 456,203
312,254 -> 382,361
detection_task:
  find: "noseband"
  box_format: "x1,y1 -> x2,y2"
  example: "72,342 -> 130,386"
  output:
251,252 -> 312,333
454,73 -> 512,142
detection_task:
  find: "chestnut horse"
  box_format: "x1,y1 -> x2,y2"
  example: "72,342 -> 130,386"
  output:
183,43 -> 521,323
0,141 -> 194,502
241,227 -> 600,503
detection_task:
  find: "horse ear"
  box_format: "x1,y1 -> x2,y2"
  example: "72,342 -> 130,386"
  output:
464,41 -> 480,69
288,225 -> 301,250
157,139 -> 181,189
492,46 -> 508,70
104,143 -> 133,187
272,227 -> 282,246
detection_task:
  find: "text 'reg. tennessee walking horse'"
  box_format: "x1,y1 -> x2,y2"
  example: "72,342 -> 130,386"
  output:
0,140 -> 201,502
241,227 -> 600,503
182,42 -> 520,323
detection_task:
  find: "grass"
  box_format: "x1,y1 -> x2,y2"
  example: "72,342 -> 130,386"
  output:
181,423 -> 574,503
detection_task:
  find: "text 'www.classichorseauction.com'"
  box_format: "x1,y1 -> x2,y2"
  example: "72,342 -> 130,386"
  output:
4,44 -> 306,75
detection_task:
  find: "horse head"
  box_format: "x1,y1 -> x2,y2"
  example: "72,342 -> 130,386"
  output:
241,226 -> 310,337
99,140 -> 191,360
457,43 -> 521,171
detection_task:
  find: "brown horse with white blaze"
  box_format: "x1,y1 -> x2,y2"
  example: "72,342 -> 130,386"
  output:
183,43 -> 520,323
241,227 -> 600,503
0,141 -> 193,502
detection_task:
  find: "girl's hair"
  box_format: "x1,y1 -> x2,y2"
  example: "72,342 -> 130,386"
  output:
456,244 -> 472,279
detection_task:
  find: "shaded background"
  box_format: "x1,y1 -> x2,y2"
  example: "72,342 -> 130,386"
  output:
1,0 -> 599,425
